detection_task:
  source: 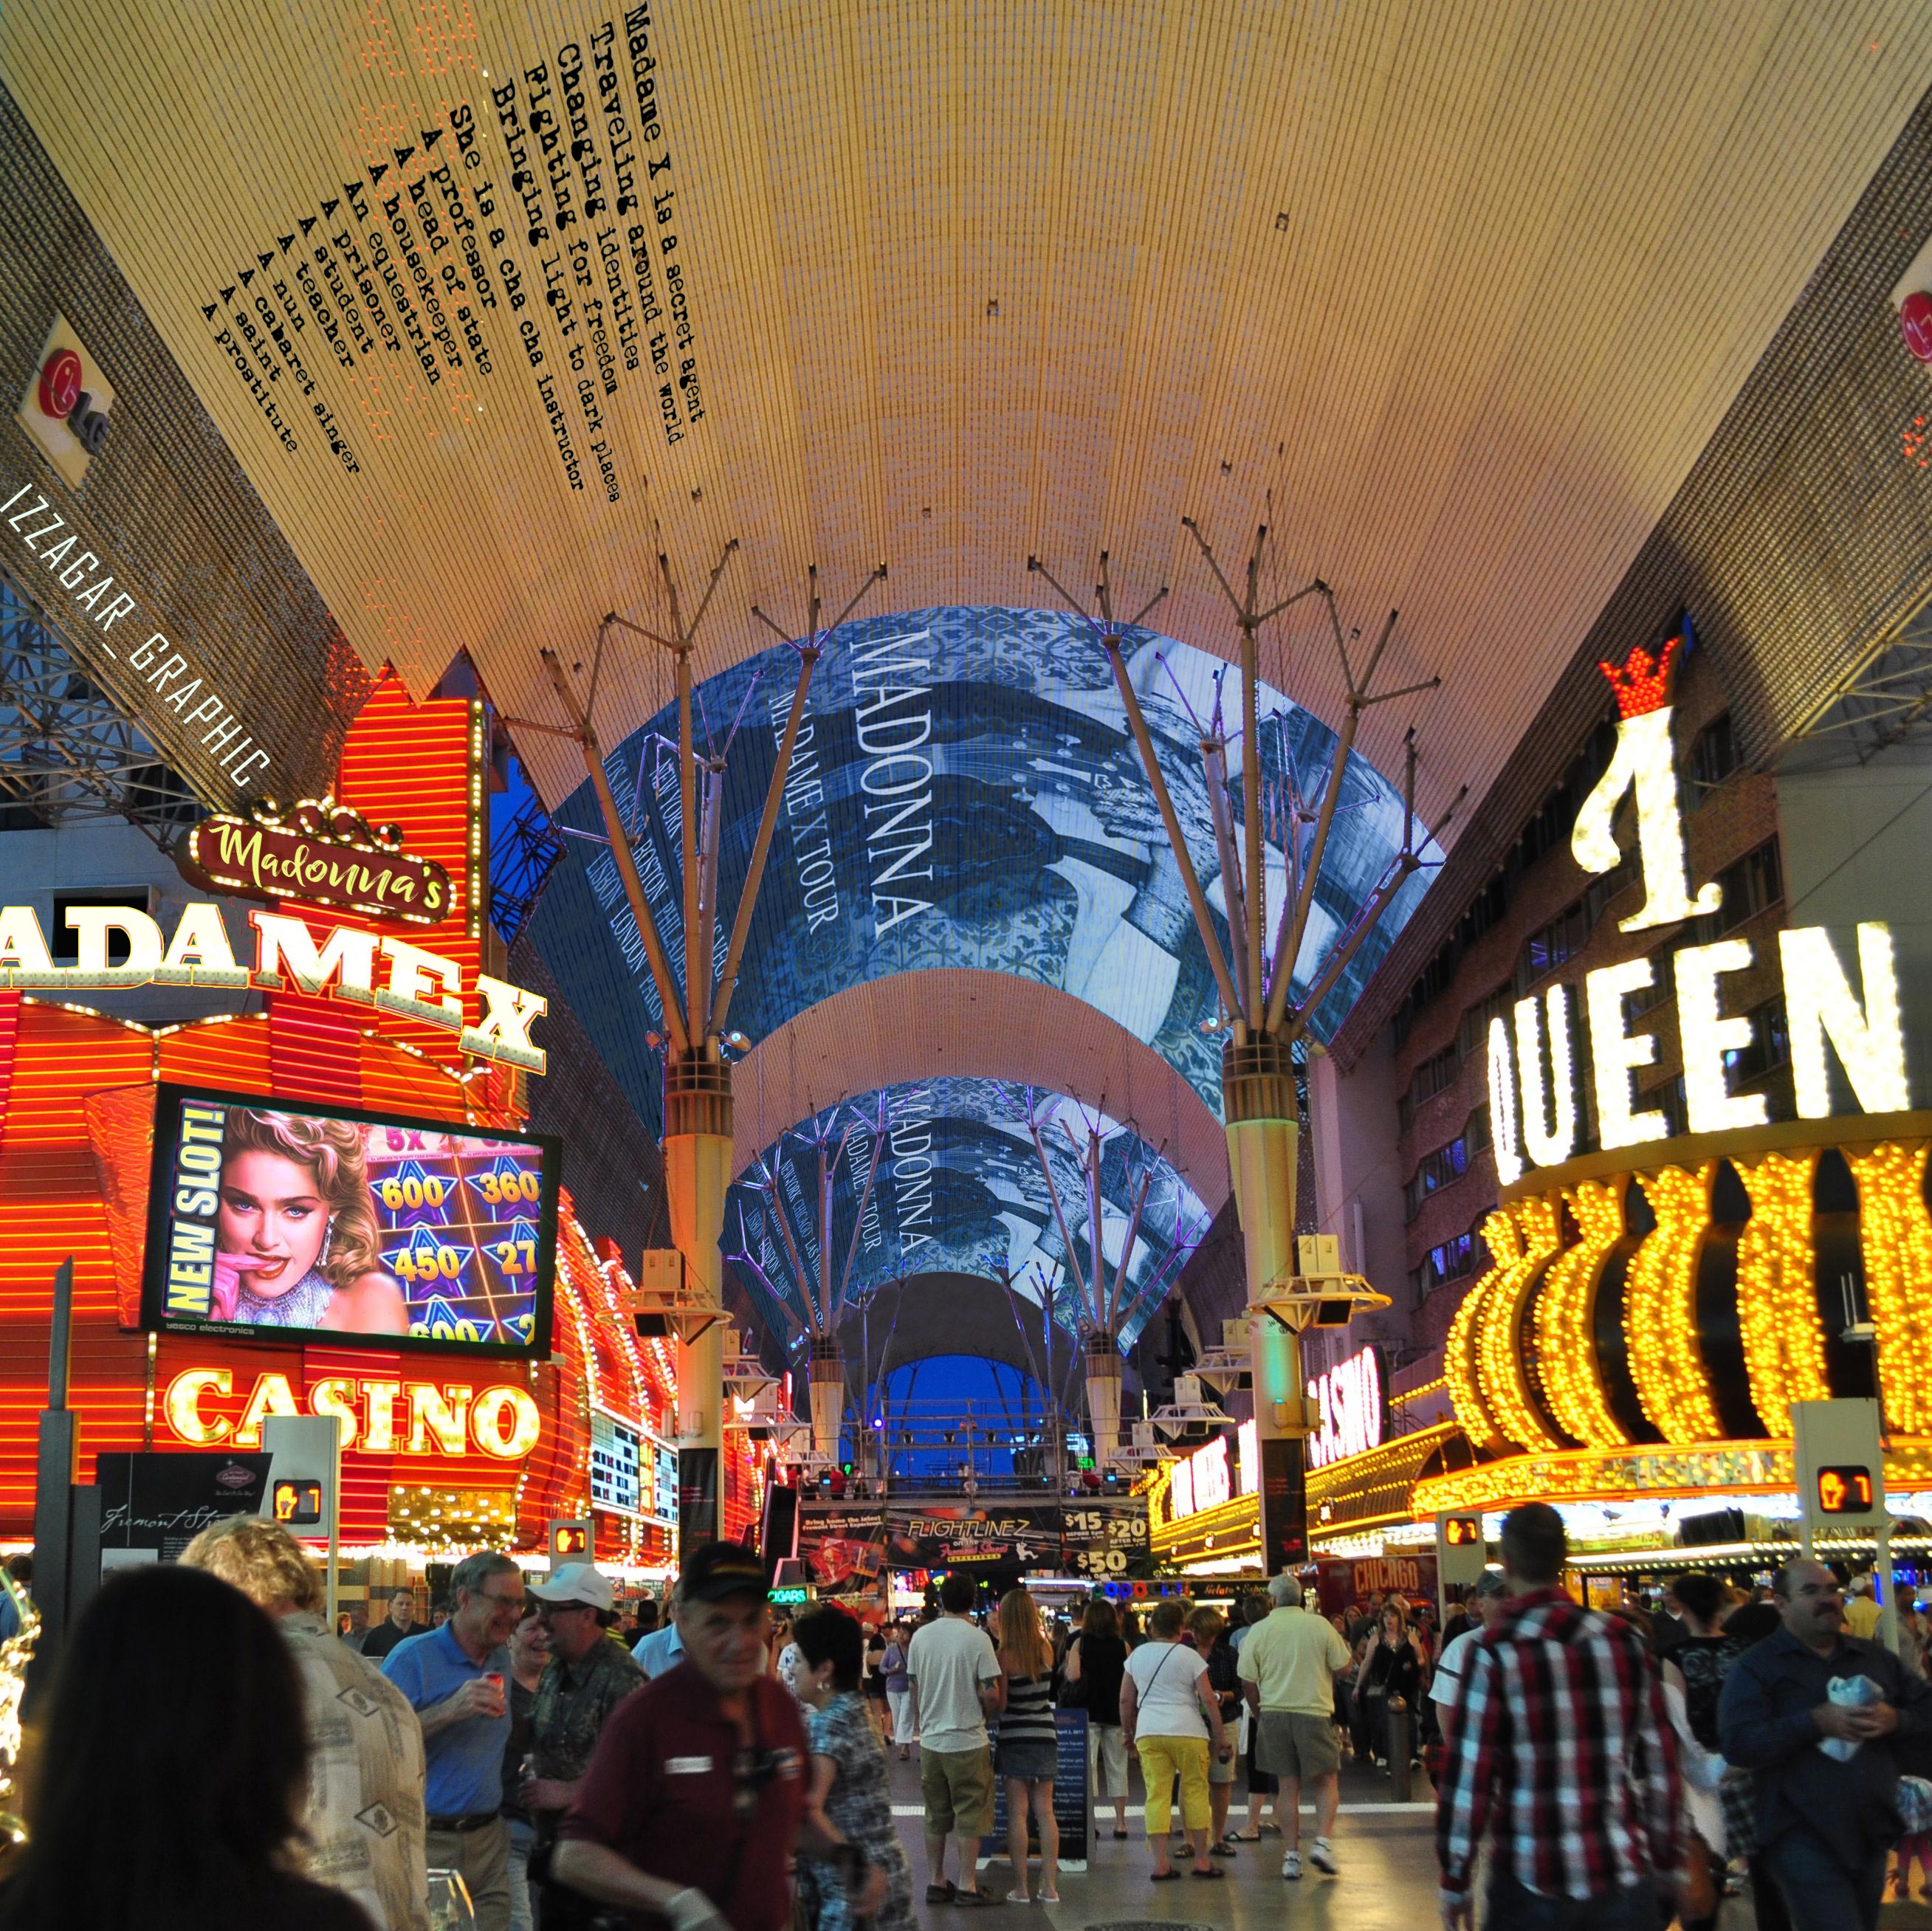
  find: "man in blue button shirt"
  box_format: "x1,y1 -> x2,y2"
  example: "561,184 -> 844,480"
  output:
1720,1556 -> 1932,1930
633,1594 -> 685,1676
383,1550 -> 527,1931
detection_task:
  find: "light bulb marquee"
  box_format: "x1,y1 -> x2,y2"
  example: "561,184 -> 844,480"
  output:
1435,631 -> 1932,1473
1489,631 -> 1912,1180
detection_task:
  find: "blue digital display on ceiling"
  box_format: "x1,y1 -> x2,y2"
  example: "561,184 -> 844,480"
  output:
724,1079 -> 1211,1352
525,606 -> 1434,1135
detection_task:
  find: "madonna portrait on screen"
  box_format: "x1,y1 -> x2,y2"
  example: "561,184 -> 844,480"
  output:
211,1109 -> 408,1334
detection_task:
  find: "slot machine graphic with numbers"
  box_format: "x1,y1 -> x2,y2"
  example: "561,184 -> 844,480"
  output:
369,1134 -> 546,1347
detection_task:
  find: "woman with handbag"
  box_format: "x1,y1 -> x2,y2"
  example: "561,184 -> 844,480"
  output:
1353,1604 -> 1420,1772
1061,1599 -> 1130,1840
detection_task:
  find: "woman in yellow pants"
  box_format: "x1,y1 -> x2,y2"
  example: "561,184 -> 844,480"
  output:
1118,1598 -> 1234,1881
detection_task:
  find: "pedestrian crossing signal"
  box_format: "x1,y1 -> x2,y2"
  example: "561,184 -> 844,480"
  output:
1815,1466 -> 1874,1515
1444,1515 -> 1482,1546
272,1479 -> 323,1526
549,1518 -> 591,1560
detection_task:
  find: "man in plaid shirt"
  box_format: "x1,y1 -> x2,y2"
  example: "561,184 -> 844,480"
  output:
1434,1504 -> 1680,1930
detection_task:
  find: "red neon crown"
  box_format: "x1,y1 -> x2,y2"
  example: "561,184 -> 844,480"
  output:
1598,635 -> 1681,718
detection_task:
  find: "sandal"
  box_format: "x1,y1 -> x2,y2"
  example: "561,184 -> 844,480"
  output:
925,1884 -> 956,1904
1190,1866 -> 1225,1880
1110,1828 -> 1129,1840
1149,1868 -> 1183,1882
1229,1829 -> 1262,1842
1209,1842 -> 1237,1858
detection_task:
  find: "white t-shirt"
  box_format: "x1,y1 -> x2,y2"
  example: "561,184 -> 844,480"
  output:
1124,1639 -> 1210,1739
1430,1627 -> 1482,1715
907,1616 -> 1002,1753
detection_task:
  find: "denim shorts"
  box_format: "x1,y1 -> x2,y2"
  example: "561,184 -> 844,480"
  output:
996,1738 -> 1059,1782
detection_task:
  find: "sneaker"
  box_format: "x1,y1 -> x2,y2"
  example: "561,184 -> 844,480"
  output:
1282,1851 -> 1303,1880
1308,1837 -> 1338,1876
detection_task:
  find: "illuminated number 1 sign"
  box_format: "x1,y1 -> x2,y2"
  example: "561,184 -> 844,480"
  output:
1816,1465 -> 1875,1514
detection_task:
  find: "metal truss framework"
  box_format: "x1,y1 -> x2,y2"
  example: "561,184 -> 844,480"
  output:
0,570 -> 201,841
1784,591 -> 1932,765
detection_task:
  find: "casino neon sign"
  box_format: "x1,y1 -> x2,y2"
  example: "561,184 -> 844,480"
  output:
162,1367 -> 543,1459
0,902 -> 547,1072
1489,632 -> 1911,1179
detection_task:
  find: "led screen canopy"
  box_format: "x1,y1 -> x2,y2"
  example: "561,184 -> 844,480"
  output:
526,607 -> 1435,1132
725,1078 -> 1211,1355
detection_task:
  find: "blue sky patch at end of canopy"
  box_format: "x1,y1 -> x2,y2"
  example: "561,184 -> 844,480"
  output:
523,607 -> 1436,1135
724,1078 -> 1210,1356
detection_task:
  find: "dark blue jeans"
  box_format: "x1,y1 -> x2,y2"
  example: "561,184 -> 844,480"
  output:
1761,1826 -> 1886,1931
1484,1871 -> 1660,1931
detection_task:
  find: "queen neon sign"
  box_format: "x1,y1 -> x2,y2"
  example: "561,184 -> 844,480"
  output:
1490,634 -> 1911,1180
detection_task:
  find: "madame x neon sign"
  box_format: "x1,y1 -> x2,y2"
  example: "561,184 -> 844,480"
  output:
1489,633 -> 1909,1180
0,902 -> 547,1073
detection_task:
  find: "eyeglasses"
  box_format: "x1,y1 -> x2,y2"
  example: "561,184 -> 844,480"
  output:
479,1589 -> 526,1610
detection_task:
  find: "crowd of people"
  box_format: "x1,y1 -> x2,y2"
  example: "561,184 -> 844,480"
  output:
2,1511 -> 1930,1931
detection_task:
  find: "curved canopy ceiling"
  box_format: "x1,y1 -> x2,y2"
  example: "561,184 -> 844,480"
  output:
527,606 -> 1433,1130
4,3 -> 1928,830
725,1078 -> 1209,1364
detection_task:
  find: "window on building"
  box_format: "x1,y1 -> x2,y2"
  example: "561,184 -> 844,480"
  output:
1416,1229 -> 1479,1296
1520,899 -> 1591,987
1403,1136 -> 1470,1221
1465,1104 -> 1491,1153
1725,997 -> 1791,1100
1688,712 -> 1739,792
1690,839 -> 1783,944
1458,984 -> 1515,1060
1408,1044 -> 1460,1109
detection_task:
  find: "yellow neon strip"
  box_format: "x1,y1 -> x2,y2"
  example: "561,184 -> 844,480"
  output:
1445,1210 -> 1516,1446
1533,1180 -> 1629,1448
1733,1149 -> 1829,1427
1847,1141 -> 1932,1434
1475,1195 -> 1562,1450
1623,1163 -> 1720,1442
1412,1434 -> 1932,1518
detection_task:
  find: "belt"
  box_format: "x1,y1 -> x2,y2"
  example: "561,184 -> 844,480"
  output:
427,1811 -> 501,1834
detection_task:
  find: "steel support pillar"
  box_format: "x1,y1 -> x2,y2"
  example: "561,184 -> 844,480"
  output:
1225,1034 -> 1310,1573
667,1058 -> 732,1547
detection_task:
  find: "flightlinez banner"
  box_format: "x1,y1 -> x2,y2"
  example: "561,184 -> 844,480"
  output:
797,1496 -> 1148,1593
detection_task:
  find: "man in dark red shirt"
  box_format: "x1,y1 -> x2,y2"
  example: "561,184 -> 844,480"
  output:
552,1541 -> 883,1931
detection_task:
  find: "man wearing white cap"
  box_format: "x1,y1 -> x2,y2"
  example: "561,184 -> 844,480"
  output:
522,1563 -> 647,1926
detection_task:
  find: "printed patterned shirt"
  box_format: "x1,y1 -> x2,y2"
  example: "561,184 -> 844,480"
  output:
281,1611 -> 432,1931
529,1631 -> 647,1794
1435,1588 -> 1680,1903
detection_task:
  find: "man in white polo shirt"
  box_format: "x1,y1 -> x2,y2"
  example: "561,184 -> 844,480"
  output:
1237,1573 -> 1350,1881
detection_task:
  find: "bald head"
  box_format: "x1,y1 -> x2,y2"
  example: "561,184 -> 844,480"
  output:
1775,1557 -> 1845,1653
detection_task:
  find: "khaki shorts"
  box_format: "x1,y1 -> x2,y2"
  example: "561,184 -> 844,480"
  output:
1257,1709 -> 1341,1781
921,1743 -> 995,1839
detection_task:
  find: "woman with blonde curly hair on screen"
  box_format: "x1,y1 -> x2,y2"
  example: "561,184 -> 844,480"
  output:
212,1109 -> 408,1334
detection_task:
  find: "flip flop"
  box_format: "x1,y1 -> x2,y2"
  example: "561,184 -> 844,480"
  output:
1228,1830 -> 1262,1842
1190,1867 -> 1225,1880
1209,1842 -> 1237,1858
1110,1829 -> 1129,1840
1149,1869 -> 1183,1882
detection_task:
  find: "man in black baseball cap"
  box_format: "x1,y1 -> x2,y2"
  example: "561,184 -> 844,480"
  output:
552,1543 -> 884,1931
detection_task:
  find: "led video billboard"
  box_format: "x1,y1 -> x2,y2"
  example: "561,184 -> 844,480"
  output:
726,1079 -> 1209,1352
528,607 -> 1435,1137
140,1084 -> 559,1358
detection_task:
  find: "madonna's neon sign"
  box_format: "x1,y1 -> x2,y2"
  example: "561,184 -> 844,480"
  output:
1491,633 -> 1910,1180
0,902 -> 546,1072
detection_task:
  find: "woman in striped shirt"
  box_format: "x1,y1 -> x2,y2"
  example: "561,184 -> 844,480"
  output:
995,1588 -> 1061,1903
